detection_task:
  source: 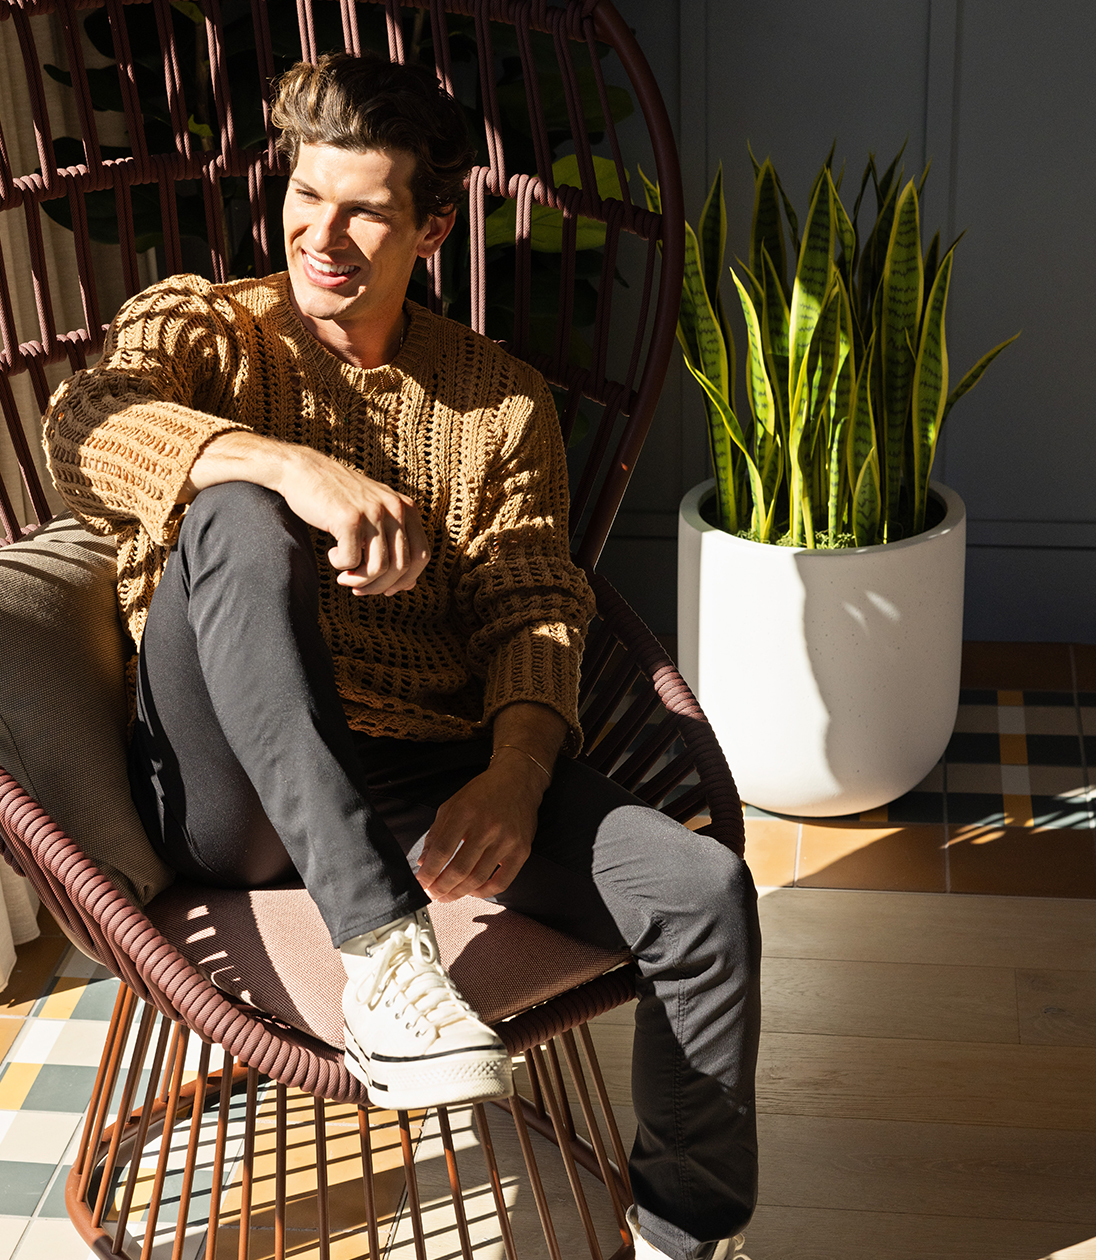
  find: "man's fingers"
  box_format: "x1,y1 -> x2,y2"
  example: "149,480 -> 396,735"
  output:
438,857 -> 514,902
327,516 -> 371,574
330,497 -> 429,596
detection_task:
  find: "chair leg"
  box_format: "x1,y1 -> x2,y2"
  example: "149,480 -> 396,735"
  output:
66,983 -> 635,1258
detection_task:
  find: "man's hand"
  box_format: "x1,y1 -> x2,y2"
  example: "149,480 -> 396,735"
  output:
417,703 -> 568,901
184,431 -> 429,596
416,755 -> 543,901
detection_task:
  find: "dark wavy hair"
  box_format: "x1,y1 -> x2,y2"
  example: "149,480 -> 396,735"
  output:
272,53 -> 476,224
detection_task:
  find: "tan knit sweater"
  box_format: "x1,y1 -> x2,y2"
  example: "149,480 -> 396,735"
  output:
44,273 -> 595,751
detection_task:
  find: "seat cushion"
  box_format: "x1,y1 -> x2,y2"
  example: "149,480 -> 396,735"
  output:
147,880 -> 631,1047
0,516 -> 173,905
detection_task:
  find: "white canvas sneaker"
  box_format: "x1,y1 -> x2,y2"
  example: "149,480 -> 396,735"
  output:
341,908 -> 513,1110
626,1206 -> 750,1260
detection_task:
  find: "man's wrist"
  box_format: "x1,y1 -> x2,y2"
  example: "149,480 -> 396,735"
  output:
490,742 -> 552,784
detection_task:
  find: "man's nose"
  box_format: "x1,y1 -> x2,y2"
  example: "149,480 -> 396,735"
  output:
308,206 -> 347,252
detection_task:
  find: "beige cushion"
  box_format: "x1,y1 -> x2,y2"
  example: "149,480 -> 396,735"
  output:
147,881 -> 631,1046
0,515 -> 173,905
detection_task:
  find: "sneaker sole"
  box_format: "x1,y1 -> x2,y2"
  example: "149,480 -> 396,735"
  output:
344,1025 -> 514,1110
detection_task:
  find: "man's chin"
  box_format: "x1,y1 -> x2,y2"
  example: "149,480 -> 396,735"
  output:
288,276 -> 358,323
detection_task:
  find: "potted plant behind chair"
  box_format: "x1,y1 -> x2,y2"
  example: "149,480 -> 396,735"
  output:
643,150 -> 1017,816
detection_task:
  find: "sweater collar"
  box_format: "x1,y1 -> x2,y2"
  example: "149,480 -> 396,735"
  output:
270,272 -> 430,395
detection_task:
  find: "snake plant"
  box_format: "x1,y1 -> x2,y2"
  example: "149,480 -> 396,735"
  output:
644,150 -> 1017,547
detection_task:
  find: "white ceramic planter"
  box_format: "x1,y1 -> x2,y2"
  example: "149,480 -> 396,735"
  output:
678,480 -> 966,816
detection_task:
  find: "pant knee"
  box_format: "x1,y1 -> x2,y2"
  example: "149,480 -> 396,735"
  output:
178,483 -> 315,584
182,481 -> 303,542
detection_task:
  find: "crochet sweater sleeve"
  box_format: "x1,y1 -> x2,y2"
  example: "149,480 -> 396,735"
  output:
453,372 -> 596,754
43,276 -> 247,545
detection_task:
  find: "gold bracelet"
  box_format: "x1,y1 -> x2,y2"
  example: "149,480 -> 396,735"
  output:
491,743 -> 552,783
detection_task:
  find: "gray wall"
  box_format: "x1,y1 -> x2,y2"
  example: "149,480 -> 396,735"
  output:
598,0 -> 1096,643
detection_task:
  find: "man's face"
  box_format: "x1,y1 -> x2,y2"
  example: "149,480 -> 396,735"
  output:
284,142 -> 452,335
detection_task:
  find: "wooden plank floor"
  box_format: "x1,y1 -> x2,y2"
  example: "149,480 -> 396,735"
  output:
588,886 -> 1096,1259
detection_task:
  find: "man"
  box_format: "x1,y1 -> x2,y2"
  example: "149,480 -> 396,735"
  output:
44,52 -> 759,1260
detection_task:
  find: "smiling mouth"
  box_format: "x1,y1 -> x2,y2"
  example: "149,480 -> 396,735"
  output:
301,251 -> 361,282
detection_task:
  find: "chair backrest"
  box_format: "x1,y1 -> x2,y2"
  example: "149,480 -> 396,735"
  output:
0,0 -> 683,568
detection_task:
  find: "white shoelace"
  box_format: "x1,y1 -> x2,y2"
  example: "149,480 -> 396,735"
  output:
355,916 -> 472,1036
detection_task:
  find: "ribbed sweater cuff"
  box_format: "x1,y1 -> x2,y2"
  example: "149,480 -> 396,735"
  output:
81,408 -> 246,546
482,631 -> 584,755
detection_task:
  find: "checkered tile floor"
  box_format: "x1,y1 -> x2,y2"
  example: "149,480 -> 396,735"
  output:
750,688 -> 1095,831
705,643 -> 1096,897
1,940 -> 121,1258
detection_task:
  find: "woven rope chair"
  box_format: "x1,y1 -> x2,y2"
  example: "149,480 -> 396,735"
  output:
0,0 -> 745,1256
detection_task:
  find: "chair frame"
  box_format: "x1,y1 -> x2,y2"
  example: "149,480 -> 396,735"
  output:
0,1 -> 745,1256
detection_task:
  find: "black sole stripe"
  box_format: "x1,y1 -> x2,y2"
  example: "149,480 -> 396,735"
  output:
370,1045 -> 506,1065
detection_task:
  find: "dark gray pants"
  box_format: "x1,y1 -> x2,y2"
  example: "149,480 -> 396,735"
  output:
128,483 -> 760,1259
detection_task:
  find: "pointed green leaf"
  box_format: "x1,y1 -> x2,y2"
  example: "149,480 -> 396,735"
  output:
698,167 -> 737,402
804,281 -> 845,454
833,183 -> 857,290
731,269 -> 776,437
875,142 -> 907,205
700,165 -> 728,308
917,157 -> 932,197
922,230 -> 940,313
680,220 -> 729,398
940,332 -> 1021,427
789,174 -> 835,396
853,449 -> 882,546
758,246 -> 791,435
768,162 -> 801,260
910,249 -> 953,534
851,156 -> 874,230
747,141 -> 762,183
750,160 -> 788,303
857,175 -> 899,327
638,166 -> 661,215
828,412 -> 850,544
880,179 -> 923,533
685,360 -> 768,533
848,331 -> 877,487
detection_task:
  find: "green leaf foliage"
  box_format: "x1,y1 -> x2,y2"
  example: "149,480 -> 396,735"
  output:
661,147 -> 1017,547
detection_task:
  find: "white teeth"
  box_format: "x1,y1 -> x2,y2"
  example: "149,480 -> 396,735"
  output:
305,253 -> 356,276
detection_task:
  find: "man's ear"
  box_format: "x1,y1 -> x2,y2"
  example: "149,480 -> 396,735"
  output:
417,207 -> 457,259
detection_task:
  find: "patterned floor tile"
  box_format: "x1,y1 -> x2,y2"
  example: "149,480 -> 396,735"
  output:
1025,690 -> 1079,707
8,1215 -> 97,1259
945,731 -> 1000,764
1023,706 -> 1082,735
879,791 -> 945,824
0,1219 -> 26,1260
1026,734 -> 1084,766
0,1160 -> 54,1215
67,978 -> 121,1023
37,1164 -> 72,1219
7,1021 -> 63,1065
0,1022 -> 20,1064
19,1067 -> 100,1114
0,1111 -> 81,1165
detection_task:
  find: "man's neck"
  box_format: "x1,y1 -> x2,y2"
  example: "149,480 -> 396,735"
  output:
290,296 -> 408,370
